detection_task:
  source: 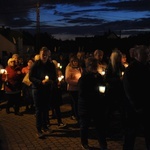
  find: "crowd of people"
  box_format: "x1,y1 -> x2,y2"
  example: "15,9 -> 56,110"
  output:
0,44 -> 150,150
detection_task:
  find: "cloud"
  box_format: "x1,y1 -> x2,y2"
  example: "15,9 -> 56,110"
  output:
0,0 -> 150,40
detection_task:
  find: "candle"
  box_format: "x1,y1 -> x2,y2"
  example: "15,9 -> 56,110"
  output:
0,69 -> 7,74
58,75 -> 64,82
124,64 -> 128,68
99,86 -> 106,93
57,63 -> 60,68
101,71 -> 105,76
121,72 -> 124,76
45,75 -> 49,80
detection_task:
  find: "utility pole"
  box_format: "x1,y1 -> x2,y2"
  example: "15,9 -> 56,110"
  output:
36,1 -> 40,52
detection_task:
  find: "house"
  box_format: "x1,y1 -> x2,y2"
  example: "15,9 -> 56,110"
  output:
0,33 -> 17,57
0,26 -> 24,59
0,27 -> 35,66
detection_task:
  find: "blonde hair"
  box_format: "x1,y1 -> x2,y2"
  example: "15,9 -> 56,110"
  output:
7,58 -> 15,66
52,60 -> 58,68
110,50 -> 122,72
93,49 -> 104,57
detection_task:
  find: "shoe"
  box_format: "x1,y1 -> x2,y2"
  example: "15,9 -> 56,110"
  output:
71,115 -> 76,120
6,109 -> 10,114
81,144 -> 90,150
58,123 -> 67,128
36,131 -> 44,138
15,112 -> 23,116
100,146 -> 108,150
42,127 -> 53,135
47,122 -> 51,127
100,148 -> 108,150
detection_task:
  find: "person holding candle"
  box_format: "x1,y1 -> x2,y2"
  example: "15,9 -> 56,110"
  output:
93,49 -> 108,76
78,56 -> 108,150
0,61 -> 4,88
2,58 -> 23,115
104,48 -> 126,139
12,53 -> 24,71
65,54 -> 83,122
122,45 -> 150,150
21,58 -> 34,112
48,53 -> 67,128
29,47 -> 57,138
121,53 -> 129,68
0,60 -> 4,107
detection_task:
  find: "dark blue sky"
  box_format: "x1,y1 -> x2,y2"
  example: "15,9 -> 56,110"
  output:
0,0 -> 150,40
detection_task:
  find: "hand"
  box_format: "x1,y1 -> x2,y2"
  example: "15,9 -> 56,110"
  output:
17,71 -> 21,74
42,78 -> 53,85
42,79 -> 49,84
57,81 -> 61,88
5,74 -> 8,81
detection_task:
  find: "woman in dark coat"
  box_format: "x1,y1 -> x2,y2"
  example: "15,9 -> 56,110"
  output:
104,49 -> 126,138
78,57 -> 108,150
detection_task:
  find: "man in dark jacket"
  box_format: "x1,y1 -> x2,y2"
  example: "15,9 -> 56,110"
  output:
122,45 -> 150,150
29,47 -> 57,138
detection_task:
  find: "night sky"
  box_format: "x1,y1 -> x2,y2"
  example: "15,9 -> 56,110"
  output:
0,0 -> 150,40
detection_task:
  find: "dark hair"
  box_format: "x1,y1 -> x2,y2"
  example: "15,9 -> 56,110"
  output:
40,46 -> 49,52
69,55 -> 79,63
85,57 -> 98,70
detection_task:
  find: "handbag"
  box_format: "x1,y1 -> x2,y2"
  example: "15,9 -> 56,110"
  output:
22,73 -> 32,86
